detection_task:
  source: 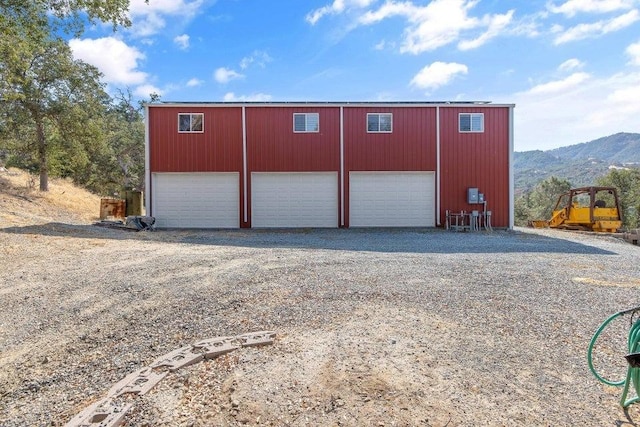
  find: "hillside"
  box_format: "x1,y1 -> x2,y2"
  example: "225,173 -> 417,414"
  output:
0,168 -> 100,227
548,132 -> 640,164
514,132 -> 640,194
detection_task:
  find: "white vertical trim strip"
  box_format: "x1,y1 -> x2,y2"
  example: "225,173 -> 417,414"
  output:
242,106 -> 248,223
144,104 -> 151,216
436,106 -> 441,226
508,105 -> 515,230
340,106 -> 345,227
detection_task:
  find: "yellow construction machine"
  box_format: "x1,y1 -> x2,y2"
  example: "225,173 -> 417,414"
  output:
545,186 -> 622,232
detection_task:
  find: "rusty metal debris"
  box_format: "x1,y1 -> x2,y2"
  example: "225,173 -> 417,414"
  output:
63,331 -> 276,427
99,199 -> 126,220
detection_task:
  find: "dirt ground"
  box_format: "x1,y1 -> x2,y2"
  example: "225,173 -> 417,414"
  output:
2,168 -> 640,426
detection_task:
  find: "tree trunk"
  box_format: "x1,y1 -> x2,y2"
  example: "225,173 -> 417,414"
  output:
36,118 -> 48,191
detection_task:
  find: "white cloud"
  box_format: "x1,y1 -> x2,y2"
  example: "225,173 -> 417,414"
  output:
306,0 -> 517,54
554,10 -> 640,44
605,74 -> 640,111
627,40 -> 640,66
458,9 -> 514,51
129,10 -> 166,37
354,0 -> 515,54
357,1 -> 417,25
306,0 -> 375,25
547,0 -> 635,17
128,0 -> 204,36
359,0 -> 475,53
214,67 -> 244,84
186,78 -> 203,87
558,58 -> 585,72
223,92 -> 272,102
69,37 -> 148,85
239,51 -> 272,70
526,72 -> 591,94
174,34 -> 190,50
503,71 -> 640,151
410,62 -> 468,90
508,12 -> 547,38
134,84 -> 162,99
374,40 -> 386,50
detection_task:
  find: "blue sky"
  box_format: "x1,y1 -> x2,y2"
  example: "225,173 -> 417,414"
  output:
68,0 -> 640,152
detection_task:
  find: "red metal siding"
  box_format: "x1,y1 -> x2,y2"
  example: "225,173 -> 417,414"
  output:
439,107 -> 510,228
148,106 -> 246,226
147,103 -> 511,229
245,107 -> 342,228
246,107 -> 340,172
149,107 -> 243,172
343,107 -> 438,227
343,107 -> 437,171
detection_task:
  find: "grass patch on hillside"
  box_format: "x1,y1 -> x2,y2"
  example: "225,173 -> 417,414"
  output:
0,168 -> 101,226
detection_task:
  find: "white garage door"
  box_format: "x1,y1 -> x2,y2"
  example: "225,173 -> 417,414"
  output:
152,172 -> 239,228
251,172 -> 338,228
350,172 -> 435,227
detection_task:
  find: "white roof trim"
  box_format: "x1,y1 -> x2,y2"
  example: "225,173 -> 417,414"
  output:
145,101 -> 515,109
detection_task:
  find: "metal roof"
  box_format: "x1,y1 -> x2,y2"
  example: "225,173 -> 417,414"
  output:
145,101 -> 515,108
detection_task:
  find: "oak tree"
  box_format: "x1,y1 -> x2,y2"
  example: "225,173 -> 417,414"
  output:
0,0 -> 146,191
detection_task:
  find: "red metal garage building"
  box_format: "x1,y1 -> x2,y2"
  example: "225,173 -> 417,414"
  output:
145,102 -> 514,229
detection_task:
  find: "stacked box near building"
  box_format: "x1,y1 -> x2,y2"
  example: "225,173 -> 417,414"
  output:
145,102 -> 514,229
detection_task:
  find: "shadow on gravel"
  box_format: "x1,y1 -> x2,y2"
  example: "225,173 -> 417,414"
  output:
616,407 -> 640,426
0,222 -> 619,255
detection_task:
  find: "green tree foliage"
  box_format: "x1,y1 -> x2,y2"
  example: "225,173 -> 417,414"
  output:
529,176 -> 572,220
514,176 -> 571,226
0,28 -> 109,190
48,0 -> 134,28
81,90 -> 146,195
2,0 -> 137,34
0,0 -> 147,193
597,169 -> 640,229
514,192 -> 531,226
110,91 -> 146,192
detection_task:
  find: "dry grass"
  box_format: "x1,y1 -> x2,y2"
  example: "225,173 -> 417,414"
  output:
0,167 -> 101,226
572,276 -> 640,288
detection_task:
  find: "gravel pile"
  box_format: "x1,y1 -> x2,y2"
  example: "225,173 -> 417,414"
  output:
1,225 -> 640,426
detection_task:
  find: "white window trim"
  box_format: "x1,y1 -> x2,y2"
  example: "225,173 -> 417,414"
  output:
178,112 -> 205,133
293,113 -> 320,133
459,113 -> 484,133
366,113 -> 393,133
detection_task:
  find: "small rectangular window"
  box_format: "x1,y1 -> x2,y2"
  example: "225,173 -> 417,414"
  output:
178,113 -> 204,133
293,113 -> 319,133
459,113 -> 484,133
367,113 -> 392,133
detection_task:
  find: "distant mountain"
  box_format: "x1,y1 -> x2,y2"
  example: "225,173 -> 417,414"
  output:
548,133 -> 640,164
514,132 -> 640,194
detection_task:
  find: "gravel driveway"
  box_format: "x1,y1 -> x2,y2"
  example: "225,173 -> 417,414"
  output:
1,224 -> 639,426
